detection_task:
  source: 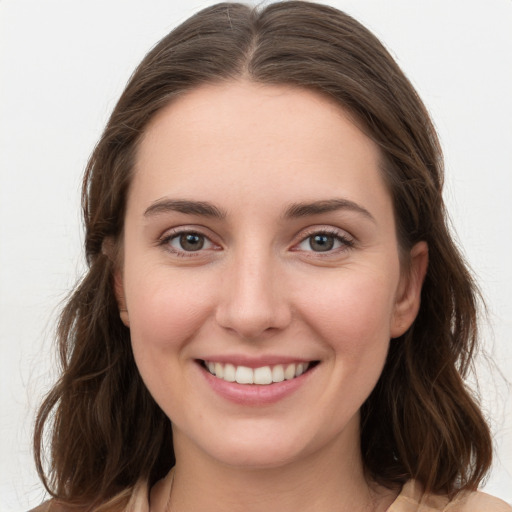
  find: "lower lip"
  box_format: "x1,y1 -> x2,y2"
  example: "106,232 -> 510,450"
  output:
198,363 -> 316,406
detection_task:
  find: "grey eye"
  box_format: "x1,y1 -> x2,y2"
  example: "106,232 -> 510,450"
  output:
172,233 -> 206,251
296,232 -> 351,253
309,234 -> 335,252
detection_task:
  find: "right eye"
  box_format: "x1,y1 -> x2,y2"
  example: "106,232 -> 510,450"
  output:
161,230 -> 217,256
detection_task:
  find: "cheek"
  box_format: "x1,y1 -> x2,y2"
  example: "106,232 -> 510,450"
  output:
125,266 -> 215,352
298,267 -> 399,354
124,268 -> 217,417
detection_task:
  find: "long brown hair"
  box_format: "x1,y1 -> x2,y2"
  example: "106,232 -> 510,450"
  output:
34,1 -> 492,509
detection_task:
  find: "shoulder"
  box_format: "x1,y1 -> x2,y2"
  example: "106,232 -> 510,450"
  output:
389,480 -> 512,512
28,501 -> 72,512
26,481 -> 148,512
28,503 -> 51,512
449,490 -> 512,512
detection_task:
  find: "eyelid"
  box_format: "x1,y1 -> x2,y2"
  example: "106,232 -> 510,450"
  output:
158,226 -> 222,256
156,224 -> 355,257
291,226 -> 355,253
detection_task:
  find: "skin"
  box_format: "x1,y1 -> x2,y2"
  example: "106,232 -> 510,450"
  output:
115,81 -> 428,512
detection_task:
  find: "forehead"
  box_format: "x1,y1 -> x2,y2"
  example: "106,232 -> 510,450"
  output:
130,81 -> 392,221
137,81 -> 370,163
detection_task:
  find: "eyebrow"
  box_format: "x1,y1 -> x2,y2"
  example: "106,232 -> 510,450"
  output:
284,199 -> 376,222
143,197 -> 375,223
144,199 -> 227,219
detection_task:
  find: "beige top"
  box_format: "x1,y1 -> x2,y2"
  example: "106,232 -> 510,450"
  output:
387,480 -> 511,511
129,471 -> 512,512
32,473 -> 512,512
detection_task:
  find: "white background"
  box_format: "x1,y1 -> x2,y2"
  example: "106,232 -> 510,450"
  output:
1,0 -> 511,510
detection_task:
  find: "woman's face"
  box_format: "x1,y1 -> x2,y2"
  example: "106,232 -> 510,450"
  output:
117,82 -> 427,469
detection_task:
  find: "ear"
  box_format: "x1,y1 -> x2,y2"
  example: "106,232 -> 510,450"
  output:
390,241 -> 428,338
113,271 -> 130,328
102,237 -> 130,328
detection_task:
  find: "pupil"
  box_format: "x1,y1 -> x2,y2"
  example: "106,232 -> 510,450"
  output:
310,234 -> 334,252
180,233 -> 204,251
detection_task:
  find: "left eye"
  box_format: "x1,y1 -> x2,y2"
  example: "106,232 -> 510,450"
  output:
168,232 -> 214,252
297,233 -> 350,252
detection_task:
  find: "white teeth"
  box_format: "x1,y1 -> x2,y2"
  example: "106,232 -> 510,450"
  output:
223,363 -> 236,382
235,365 -> 253,384
204,361 -> 312,384
284,364 -> 296,380
214,362 -> 224,379
272,364 -> 285,383
254,366 -> 273,385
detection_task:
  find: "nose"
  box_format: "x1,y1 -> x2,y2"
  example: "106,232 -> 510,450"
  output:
215,251 -> 292,340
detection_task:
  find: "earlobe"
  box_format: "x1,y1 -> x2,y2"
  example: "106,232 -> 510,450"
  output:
391,241 -> 428,338
114,270 -> 130,328
102,237 -> 130,328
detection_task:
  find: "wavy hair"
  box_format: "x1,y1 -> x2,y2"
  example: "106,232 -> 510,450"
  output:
34,2 -> 492,509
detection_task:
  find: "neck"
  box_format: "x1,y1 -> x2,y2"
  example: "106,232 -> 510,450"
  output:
164,422 -> 396,512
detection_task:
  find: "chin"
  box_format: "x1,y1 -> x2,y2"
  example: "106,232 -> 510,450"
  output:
172,419 -> 301,467
179,418 -> 341,471
208,442 -> 308,470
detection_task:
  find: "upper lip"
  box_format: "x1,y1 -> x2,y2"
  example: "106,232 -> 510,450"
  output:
197,355 -> 317,368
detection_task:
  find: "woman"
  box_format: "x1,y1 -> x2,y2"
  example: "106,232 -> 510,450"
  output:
32,2 -> 511,511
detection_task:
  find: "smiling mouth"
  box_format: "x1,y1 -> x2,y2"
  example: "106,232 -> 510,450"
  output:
201,360 -> 318,385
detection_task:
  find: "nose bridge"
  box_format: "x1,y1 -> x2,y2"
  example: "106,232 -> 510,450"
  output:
216,238 -> 290,339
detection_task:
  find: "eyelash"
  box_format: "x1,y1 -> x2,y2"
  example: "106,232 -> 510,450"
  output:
294,228 -> 355,255
158,229 -> 219,258
158,227 -> 355,257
